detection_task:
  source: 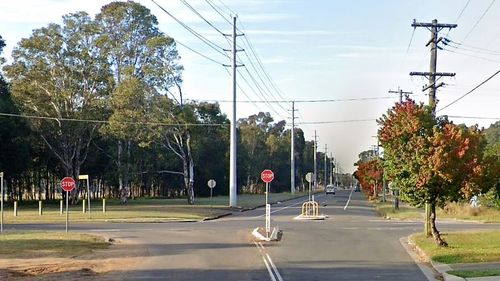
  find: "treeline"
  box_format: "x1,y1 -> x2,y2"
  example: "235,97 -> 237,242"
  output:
0,2 -> 329,204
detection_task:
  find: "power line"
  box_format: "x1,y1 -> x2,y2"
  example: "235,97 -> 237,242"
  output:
204,0 -> 232,25
446,115 -> 499,120
438,69 -> 500,112
151,0 -> 229,59
441,47 -> 500,64
187,96 -> 398,103
461,0 -> 496,43
179,0 -> 226,35
296,118 -> 377,125
0,112 -> 229,127
443,38 -> 500,56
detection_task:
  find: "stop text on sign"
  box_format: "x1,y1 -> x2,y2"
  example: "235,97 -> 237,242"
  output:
261,169 -> 274,183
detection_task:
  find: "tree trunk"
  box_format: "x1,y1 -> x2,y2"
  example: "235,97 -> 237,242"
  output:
430,202 -> 448,247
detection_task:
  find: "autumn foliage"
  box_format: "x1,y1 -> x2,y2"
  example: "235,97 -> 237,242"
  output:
354,159 -> 383,198
378,100 -> 499,246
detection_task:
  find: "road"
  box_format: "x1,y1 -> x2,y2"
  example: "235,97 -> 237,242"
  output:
7,190 -> 500,280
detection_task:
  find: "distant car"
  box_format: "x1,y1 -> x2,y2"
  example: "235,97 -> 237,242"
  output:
326,184 -> 336,195
354,186 -> 361,192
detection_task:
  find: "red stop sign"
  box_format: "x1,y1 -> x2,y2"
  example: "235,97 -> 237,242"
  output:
261,169 -> 274,183
60,177 -> 76,192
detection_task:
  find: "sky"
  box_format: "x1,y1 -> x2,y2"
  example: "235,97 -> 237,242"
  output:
1,0 -> 499,174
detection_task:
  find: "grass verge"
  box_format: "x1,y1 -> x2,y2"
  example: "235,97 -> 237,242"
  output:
0,192 -> 307,223
448,269 -> 500,278
372,197 -> 500,223
0,232 -> 109,258
411,230 -> 500,264
373,200 -> 423,220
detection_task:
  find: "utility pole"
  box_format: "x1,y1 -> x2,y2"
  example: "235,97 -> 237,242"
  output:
324,144 -> 328,189
410,19 -> 456,236
228,15 -> 244,207
329,153 -> 334,185
389,87 -> 413,103
313,131 -> 317,192
410,19 -> 457,113
290,101 -> 296,194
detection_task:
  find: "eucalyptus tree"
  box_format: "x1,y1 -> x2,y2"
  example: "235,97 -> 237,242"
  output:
4,13 -> 112,191
96,1 -> 182,195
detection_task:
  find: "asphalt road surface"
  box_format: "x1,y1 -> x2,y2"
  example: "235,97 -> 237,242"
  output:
7,190 -> 500,281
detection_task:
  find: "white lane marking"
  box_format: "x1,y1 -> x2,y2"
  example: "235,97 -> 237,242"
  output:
254,242 -> 284,281
344,189 -> 354,210
262,256 -> 277,281
253,200 -> 304,218
88,229 -> 122,232
265,253 -> 284,281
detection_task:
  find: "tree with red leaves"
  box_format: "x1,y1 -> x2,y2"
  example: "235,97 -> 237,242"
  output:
378,100 -> 498,246
354,159 -> 383,198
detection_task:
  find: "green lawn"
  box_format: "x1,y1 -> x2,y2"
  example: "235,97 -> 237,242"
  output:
411,231 -> 500,264
0,192 -> 307,223
448,269 -> 500,278
0,232 -> 109,258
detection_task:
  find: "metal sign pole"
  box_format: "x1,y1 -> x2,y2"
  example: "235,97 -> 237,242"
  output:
265,182 -> 270,238
65,190 -> 69,233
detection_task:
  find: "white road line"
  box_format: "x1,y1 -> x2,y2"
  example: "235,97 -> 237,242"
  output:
344,189 -> 354,210
254,200 -> 304,218
265,253 -> 284,281
254,242 -> 284,281
262,256 -> 277,281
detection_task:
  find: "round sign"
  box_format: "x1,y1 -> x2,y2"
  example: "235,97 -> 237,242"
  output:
305,172 -> 314,183
207,179 -> 216,189
60,177 -> 76,192
261,169 -> 274,183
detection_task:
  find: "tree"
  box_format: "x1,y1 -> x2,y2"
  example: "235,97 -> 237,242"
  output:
354,159 -> 383,198
96,1 -> 182,195
4,13 -> 112,194
378,100 -> 498,246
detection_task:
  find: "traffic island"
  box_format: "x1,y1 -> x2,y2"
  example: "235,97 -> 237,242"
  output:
294,200 -> 328,220
252,227 -> 283,242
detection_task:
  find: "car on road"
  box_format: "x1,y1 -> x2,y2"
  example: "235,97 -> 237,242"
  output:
326,184 -> 336,195
354,185 -> 361,192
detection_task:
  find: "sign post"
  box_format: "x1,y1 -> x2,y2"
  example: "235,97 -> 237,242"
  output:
261,169 -> 274,238
79,175 -> 90,219
60,177 -> 76,233
305,172 -> 313,201
1,171 -> 4,233
207,179 -> 216,214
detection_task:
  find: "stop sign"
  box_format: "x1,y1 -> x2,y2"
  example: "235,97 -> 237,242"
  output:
60,177 -> 76,192
261,169 -> 274,183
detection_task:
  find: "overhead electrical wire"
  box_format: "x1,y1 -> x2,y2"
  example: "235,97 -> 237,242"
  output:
204,0 -> 232,25
445,0 -> 471,37
179,0 -> 226,35
151,0 -> 230,59
461,0 -> 496,43
186,96 -> 398,104
438,69 -> 500,112
0,112 -> 228,127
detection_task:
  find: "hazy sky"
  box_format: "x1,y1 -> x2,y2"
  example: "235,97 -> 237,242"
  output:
1,0 -> 499,173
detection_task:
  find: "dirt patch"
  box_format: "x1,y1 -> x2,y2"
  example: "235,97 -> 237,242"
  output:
0,238 -> 148,280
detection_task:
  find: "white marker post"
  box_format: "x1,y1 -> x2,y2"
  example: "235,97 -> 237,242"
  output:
261,169 -> 274,238
305,172 -> 313,201
207,179 -> 216,215
79,175 -> 90,219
